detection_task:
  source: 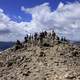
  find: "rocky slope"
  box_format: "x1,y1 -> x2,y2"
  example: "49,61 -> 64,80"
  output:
0,38 -> 80,80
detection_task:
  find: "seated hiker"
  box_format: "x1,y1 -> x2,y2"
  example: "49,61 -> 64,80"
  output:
15,40 -> 23,50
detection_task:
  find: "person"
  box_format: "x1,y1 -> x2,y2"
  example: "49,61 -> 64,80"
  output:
28,33 -> 32,43
56,36 -> 60,41
52,30 -> 56,40
24,36 -> 28,43
34,32 -> 38,40
61,37 -> 64,41
16,40 -> 22,45
61,37 -> 67,42
26,34 -> 28,38
44,31 -> 47,37
15,40 -> 23,50
39,32 -> 44,46
63,37 -> 67,42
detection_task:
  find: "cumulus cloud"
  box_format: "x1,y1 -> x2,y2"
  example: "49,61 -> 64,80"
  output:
0,9 -> 28,41
21,2 -> 80,41
0,2 -> 80,41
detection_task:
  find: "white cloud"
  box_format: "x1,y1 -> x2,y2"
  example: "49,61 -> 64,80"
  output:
57,2 -> 64,9
0,8 -> 4,13
0,2 -> 80,41
0,10 -> 28,41
18,16 -> 22,20
21,2 -> 80,41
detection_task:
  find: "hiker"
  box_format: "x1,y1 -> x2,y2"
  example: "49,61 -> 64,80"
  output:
24,36 -> 28,43
43,31 -> 45,38
15,40 -> 23,50
44,31 -> 47,37
55,36 -> 61,44
52,30 -> 56,40
31,34 -> 34,46
41,32 -> 45,38
56,36 -> 60,41
28,33 -> 32,43
39,32 -> 44,46
61,37 -> 67,42
63,37 -> 67,42
26,34 -> 28,38
34,32 -> 38,41
33,33 -> 38,46
61,37 -> 64,41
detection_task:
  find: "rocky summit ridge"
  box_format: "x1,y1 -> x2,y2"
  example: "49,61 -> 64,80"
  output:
0,31 -> 80,80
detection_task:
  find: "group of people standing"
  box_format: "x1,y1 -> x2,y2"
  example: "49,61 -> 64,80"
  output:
15,30 -> 67,50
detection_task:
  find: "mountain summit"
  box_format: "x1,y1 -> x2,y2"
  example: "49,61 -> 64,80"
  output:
0,31 -> 80,80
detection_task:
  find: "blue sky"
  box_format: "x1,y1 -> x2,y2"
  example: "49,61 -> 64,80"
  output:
0,0 -> 80,41
0,0 -> 79,22
0,0 -> 59,22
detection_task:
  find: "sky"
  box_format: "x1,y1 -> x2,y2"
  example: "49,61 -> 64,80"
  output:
0,0 -> 80,41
